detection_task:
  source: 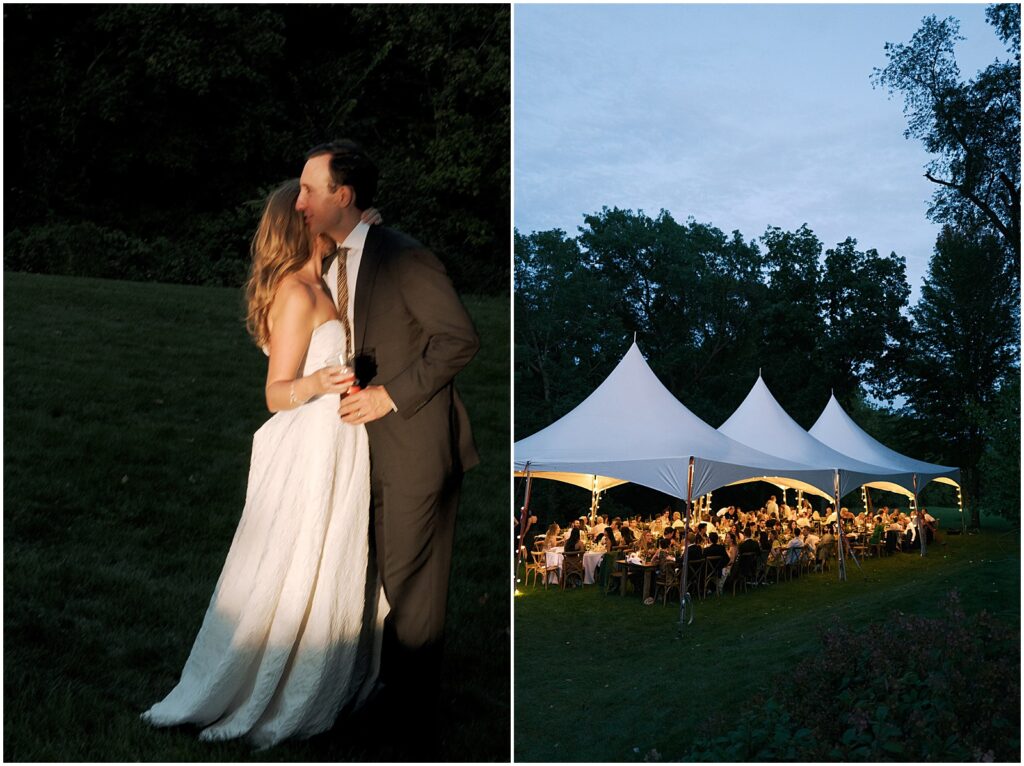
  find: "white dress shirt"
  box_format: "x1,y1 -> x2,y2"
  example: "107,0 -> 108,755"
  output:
324,220 -> 397,412
325,220 -> 370,347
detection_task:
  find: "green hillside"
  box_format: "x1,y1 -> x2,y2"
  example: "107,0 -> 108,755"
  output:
4,271 -> 510,761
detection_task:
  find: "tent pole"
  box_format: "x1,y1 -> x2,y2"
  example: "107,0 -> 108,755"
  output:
516,467 -> 534,576
677,457 -> 695,632
834,471 -> 845,581
913,474 -> 924,555
834,471 -> 863,579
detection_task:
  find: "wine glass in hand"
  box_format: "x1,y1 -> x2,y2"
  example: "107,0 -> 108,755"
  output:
321,353 -> 356,395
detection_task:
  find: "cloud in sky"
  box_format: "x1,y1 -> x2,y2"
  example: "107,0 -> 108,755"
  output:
515,3 -> 1009,298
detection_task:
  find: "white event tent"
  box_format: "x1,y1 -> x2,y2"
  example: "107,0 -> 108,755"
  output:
717,376 -> 917,499
809,394 -> 961,495
514,344 -> 835,501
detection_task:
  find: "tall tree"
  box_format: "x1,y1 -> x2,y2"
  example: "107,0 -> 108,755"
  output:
3,5 -> 509,293
820,238 -> 912,404
514,229 -> 627,439
871,6 -> 1021,272
756,225 -> 825,424
896,226 -> 1019,525
976,375 -> 1021,522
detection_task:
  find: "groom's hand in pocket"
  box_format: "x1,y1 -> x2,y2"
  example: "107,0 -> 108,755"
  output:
339,385 -> 396,425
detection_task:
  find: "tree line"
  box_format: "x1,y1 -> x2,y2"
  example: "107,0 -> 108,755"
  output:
516,5 -> 1019,526
4,5 -> 509,295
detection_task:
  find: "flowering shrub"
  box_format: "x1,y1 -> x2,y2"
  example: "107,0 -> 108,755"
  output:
685,590 -> 1019,761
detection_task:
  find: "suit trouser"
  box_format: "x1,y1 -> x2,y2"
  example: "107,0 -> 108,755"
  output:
370,468 -> 461,702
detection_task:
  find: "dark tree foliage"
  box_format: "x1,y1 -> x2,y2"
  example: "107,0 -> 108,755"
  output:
871,5 -> 1021,273
977,376 -> 1021,522
515,209 -> 915,522
3,4 -> 509,294
894,226 -> 1019,526
820,238 -> 912,404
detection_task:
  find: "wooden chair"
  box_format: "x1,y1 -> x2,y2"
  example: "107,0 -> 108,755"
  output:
528,550 -> 558,589
798,546 -> 815,576
765,547 -> 787,583
755,549 -> 770,585
783,545 -> 804,579
734,551 -> 758,594
867,526 -> 885,558
884,529 -> 900,556
655,560 -> 680,604
603,556 -> 627,595
813,542 -> 835,574
702,556 -> 724,598
560,550 -> 585,590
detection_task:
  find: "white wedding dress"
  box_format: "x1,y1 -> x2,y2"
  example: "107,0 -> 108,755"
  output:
141,319 -> 387,748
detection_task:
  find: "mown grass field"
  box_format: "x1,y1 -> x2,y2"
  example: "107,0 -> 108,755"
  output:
514,507 -> 1019,762
3,271 -> 510,761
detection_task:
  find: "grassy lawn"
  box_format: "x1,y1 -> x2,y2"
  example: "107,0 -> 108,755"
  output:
514,507 -> 1019,762
3,271 -> 510,761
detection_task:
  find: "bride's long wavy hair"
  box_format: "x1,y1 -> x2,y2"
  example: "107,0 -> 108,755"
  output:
245,180 -> 311,348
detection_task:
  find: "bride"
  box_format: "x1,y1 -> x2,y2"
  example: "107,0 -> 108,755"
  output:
141,180 -> 387,748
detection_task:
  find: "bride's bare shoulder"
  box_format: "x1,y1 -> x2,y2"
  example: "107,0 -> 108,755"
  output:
268,276 -> 316,330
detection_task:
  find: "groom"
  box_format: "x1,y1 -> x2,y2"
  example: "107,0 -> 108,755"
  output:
296,140 -> 479,722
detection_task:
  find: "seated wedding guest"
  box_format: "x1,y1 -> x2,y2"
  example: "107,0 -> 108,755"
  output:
784,528 -> 804,564
696,522 -> 708,544
564,524 -> 583,553
905,514 -> 921,548
816,526 -> 836,560
638,530 -> 657,556
796,514 -> 811,529
803,529 -> 820,553
725,532 -> 739,569
662,525 -> 677,545
738,526 -> 760,557
824,506 -> 837,524
620,519 -> 637,546
602,518 -> 618,548
671,511 -> 686,530
684,532 -> 704,563
543,523 -> 561,550
705,532 -> 728,576
923,508 -> 938,543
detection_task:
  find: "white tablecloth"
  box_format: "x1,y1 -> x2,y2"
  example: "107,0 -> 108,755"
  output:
544,548 -> 604,584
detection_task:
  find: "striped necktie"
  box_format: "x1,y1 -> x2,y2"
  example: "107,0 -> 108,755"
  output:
335,247 -> 353,358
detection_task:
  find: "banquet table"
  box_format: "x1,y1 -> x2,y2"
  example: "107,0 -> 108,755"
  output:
544,548 -> 605,584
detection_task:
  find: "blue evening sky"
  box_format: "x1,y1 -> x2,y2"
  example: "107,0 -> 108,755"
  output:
514,3 -> 1010,300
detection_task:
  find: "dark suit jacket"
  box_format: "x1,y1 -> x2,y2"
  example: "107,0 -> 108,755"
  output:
704,543 -> 728,574
351,226 -> 480,488
738,538 -> 760,556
